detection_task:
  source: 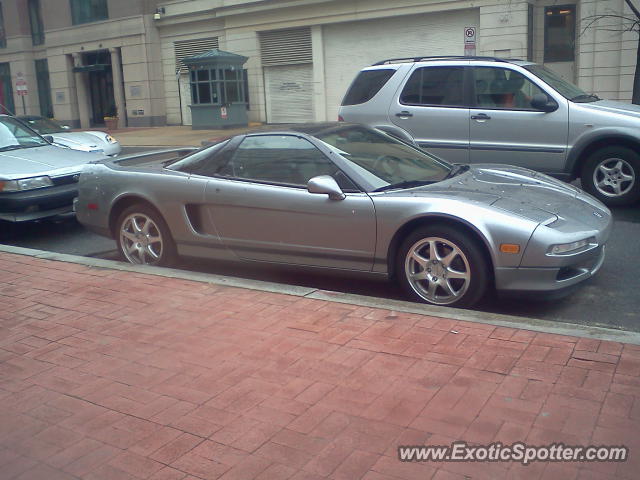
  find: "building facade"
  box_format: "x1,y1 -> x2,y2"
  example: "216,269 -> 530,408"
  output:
0,0 -> 636,127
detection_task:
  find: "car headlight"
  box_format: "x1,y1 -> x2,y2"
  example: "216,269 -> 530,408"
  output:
547,237 -> 595,255
105,135 -> 117,144
0,176 -> 54,192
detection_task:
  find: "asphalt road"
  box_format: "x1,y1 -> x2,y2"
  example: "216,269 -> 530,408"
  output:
1,146 -> 638,332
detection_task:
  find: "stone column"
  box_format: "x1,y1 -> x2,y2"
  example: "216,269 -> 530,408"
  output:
110,47 -> 127,128
72,53 -> 91,129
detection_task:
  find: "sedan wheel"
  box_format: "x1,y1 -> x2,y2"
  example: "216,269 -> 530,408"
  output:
116,205 -> 176,266
582,146 -> 640,206
397,226 -> 489,308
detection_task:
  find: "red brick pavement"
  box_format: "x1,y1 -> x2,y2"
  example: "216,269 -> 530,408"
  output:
0,251 -> 638,479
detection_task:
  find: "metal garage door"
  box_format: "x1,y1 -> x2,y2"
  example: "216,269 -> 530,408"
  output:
322,9 -> 480,121
260,27 -> 314,123
264,64 -> 314,123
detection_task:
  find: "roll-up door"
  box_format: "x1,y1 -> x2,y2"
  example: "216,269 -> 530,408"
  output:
259,28 -> 313,123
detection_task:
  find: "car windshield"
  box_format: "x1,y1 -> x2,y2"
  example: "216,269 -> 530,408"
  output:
312,126 -> 452,191
19,116 -> 66,134
0,116 -> 49,150
524,64 -> 597,102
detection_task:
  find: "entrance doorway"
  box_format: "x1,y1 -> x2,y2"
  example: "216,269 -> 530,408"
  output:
83,50 -> 115,126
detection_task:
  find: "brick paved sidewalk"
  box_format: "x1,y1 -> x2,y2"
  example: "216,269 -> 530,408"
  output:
0,252 -> 638,480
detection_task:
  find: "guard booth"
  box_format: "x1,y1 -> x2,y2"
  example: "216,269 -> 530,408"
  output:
182,49 -> 249,129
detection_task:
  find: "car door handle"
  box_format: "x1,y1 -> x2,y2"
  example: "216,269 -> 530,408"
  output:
395,111 -> 413,118
471,113 -> 491,120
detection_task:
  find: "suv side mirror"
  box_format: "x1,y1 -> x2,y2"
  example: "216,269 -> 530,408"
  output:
307,175 -> 345,200
42,135 -> 54,143
530,93 -> 558,112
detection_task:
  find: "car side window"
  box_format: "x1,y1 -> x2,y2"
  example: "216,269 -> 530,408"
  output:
473,67 -> 546,110
400,66 -> 465,107
218,135 -> 358,191
168,140 -> 231,176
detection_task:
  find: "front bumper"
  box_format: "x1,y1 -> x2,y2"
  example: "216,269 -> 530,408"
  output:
0,183 -> 78,222
495,244 -> 605,293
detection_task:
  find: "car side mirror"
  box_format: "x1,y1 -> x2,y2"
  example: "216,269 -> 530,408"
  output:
307,175 -> 346,200
42,135 -> 54,143
62,125 -> 71,130
530,93 -> 558,112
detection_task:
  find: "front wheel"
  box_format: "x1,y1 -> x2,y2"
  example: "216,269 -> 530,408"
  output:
396,226 -> 490,308
581,146 -> 640,206
116,204 -> 177,266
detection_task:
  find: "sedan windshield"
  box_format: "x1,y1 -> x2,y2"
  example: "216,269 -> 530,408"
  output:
18,116 -> 66,134
0,116 -> 49,149
312,126 -> 452,191
524,64 -> 597,102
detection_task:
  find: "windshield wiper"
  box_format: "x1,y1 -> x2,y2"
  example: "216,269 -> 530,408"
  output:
374,180 -> 434,192
444,163 -> 470,179
0,145 -> 22,152
570,93 -> 600,102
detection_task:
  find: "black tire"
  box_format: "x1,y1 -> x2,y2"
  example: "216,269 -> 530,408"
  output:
396,225 -> 490,308
115,204 -> 177,267
581,146 -> 640,207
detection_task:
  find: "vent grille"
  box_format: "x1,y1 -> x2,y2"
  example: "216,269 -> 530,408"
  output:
259,27 -> 312,67
174,37 -> 219,73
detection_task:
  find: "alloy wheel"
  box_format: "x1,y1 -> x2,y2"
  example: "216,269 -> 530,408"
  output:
404,236 -> 471,305
593,157 -> 635,197
119,213 -> 164,265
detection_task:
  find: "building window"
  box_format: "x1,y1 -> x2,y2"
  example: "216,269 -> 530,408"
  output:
0,62 -> 14,114
28,0 -> 45,46
35,59 -> 53,117
70,0 -> 108,25
0,2 -> 6,48
544,5 -> 576,62
189,66 -> 247,105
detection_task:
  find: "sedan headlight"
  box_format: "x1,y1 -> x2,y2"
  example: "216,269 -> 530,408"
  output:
105,134 -> 117,144
547,237 -> 595,255
0,176 -> 54,192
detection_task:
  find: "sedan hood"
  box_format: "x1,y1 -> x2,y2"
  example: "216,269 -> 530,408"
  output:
52,132 -> 104,149
0,145 -> 108,179
400,164 -> 608,227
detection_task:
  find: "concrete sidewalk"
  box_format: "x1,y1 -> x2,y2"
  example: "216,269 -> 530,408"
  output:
0,251 -> 638,480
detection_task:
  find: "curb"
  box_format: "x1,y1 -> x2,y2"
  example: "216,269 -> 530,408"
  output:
2,244 -> 639,345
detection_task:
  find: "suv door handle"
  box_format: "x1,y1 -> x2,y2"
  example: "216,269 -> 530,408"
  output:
395,111 -> 413,118
471,113 -> 491,120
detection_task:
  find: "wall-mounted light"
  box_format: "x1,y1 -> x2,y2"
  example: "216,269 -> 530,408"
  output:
154,7 -> 165,20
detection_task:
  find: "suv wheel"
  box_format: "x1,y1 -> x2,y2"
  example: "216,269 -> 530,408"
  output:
581,146 -> 640,206
396,226 -> 489,308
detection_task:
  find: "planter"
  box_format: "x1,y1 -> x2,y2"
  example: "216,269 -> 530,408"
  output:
104,117 -> 118,130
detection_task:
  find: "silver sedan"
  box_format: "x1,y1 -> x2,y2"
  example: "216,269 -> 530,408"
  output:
76,123 -> 612,307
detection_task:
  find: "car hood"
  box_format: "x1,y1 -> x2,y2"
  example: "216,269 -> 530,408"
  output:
51,132 -> 105,148
0,145 -> 109,179
395,164 -> 609,227
578,99 -> 640,119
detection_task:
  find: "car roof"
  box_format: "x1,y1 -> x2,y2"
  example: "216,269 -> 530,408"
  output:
243,122 -> 365,137
371,55 -> 535,67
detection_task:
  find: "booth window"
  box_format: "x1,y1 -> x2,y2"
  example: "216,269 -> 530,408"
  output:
190,67 -> 246,105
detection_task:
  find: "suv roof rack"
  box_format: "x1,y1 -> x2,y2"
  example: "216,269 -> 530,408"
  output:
372,56 -> 517,66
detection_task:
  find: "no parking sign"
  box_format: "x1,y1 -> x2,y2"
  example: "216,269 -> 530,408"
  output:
464,26 -> 477,56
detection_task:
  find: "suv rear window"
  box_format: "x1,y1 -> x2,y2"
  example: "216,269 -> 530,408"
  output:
341,69 -> 395,106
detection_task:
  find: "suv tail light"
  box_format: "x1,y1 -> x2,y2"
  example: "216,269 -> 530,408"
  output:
338,115 -> 344,122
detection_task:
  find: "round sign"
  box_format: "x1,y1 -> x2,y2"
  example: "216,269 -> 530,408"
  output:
465,27 -> 475,38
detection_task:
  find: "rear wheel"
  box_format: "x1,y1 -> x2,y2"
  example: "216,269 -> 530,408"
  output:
116,204 -> 176,266
581,146 -> 640,206
396,226 -> 489,308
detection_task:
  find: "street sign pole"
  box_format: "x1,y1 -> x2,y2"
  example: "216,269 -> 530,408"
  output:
21,96 -> 26,115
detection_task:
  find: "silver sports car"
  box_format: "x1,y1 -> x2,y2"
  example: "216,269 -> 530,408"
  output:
76,123 -> 612,307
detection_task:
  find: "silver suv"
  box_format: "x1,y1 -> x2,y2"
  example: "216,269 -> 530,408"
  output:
339,56 -> 640,206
